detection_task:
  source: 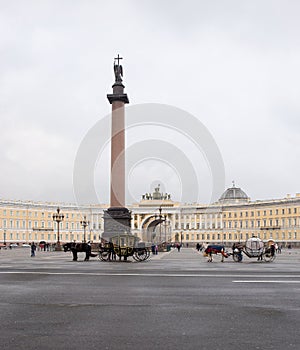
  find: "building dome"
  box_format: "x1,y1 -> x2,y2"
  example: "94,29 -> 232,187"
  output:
218,182 -> 249,203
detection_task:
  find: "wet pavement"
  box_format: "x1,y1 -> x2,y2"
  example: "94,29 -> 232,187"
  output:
0,247 -> 299,350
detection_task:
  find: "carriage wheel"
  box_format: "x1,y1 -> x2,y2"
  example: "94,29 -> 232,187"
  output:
263,253 -> 276,263
133,249 -> 150,262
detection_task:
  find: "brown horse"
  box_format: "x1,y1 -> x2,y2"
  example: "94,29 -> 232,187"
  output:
203,245 -> 229,262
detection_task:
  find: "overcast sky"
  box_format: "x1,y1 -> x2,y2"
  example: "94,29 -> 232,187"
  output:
1,0 -> 299,205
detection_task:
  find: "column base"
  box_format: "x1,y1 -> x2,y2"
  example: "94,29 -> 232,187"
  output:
102,207 -> 132,241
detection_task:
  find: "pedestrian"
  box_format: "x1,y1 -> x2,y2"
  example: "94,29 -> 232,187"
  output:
155,245 -> 158,255
31,242 -> 37,257
151,244 -> 155,255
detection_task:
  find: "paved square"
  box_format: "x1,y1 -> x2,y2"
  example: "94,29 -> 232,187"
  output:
0,247 -> 299,350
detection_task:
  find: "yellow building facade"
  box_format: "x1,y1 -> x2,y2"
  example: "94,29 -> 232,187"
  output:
1,184 -> 299,247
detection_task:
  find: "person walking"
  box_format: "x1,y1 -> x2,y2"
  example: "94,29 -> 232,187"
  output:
30,242 -> 36,257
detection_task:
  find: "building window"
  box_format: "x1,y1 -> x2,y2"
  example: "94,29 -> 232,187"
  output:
186,234 -> 189,240
288,208 -> 291,214
257,211 -> 260,216
228,233 -> 232,240
257,220 -> 260,227
294,208 -> 297,214
282,209 -> 285,215
251,211 -> 254,217
263,210 -> 266,216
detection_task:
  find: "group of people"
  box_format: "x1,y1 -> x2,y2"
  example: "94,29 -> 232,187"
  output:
151,244 -> 159,255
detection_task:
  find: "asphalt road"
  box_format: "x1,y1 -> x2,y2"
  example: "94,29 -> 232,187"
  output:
0,247 -> 299,350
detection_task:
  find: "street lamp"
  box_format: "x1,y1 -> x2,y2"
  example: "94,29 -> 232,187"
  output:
52,207 -> 64,250
80,215 -> 89,243
3,229 -> 6,246
155,206 -> 167,243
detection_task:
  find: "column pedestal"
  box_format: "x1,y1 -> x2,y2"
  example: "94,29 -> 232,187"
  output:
102,207 -> 132,241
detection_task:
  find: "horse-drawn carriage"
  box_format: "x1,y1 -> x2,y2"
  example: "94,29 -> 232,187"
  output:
63,234 -> 151,262
232,237 -> 276,262
203,237 -> 276,263
99,234 -> 151,262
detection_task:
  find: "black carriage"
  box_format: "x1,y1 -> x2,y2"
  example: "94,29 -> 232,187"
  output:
99,234 -> 151,262
232,237 -> 276,263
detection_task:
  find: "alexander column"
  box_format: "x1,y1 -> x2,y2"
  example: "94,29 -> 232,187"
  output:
103,55 -> 132,240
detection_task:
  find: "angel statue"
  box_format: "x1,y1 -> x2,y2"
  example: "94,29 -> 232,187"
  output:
114,61 -> 123,82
